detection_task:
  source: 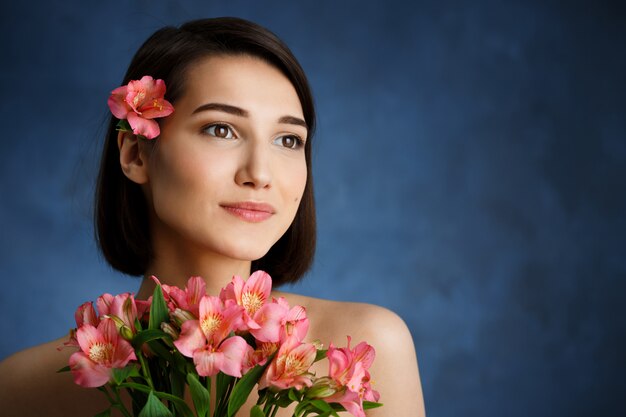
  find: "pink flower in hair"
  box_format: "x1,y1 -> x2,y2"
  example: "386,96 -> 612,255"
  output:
107,75 -> 174,139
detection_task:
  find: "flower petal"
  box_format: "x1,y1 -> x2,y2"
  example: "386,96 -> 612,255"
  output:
251,302 -> 288,343
75,324 -> 103,355
75,301 -> 98,327
127,112 -> 160,139
69,352 -> 111,388
217,336 -> 250,378
174,320 -> 205,357
193,348 -> 223,377
107,86 -> 129,119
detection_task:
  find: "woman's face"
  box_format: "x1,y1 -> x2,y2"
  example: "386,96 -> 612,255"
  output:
143,55 -> 308,262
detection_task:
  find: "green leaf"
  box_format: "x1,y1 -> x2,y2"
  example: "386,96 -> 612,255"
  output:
187,373 -> 210,417
146,340 -> 175,363
216,372 -> 235,400
133,329 -> 171,349
93,409 -> 111,417
310,400 -> 340,417
288,388 -> 300,402
116,119 -> 132,133
56,365 -> 71,373
227,359 -> 273,417
314,349 -> 328,363
274,389 -> 295,408
250,405 -> 266,417
149,284 -> 169,331
138,391 -> 173,417
111,365 -> 141,385
170,368 -> 186,400
363,401 -> 384,410
121,384 -> 194,417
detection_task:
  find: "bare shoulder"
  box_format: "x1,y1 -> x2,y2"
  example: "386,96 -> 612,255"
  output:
0,337 -> 114,417
275,292 -> 426,416
277,292 -> 413,349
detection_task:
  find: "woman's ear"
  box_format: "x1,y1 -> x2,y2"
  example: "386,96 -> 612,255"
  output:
118,131 -> 149,184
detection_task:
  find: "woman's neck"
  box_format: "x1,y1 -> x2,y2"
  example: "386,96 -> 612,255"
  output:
135,248 -> 252,300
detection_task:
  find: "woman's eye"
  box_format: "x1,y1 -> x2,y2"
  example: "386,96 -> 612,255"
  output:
274,135 -> 303,149
203,124 -> 235,139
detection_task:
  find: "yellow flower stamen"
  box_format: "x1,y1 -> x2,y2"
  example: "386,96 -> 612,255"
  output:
89,342 -> 113,364
132,91 -> 146,107
201,314 -> 222,335
285,353 -> 309,375
241,291 -> 264,315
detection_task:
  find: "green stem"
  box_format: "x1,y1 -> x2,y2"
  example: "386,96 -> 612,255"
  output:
269,404 -> 279,417
206,377 -> 212,417
138,352 -> 154,389
262,393 -> 274,415
215,378 -> 236,417
112,387 -> 133,417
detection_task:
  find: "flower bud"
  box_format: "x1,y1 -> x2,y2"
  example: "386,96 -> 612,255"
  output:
311,339 -> 324,350
161,322 -> 180,339
120,325 -> 134,341
305,377 -> 338,399
171,308 -> 195,326
103,314 -> 126,331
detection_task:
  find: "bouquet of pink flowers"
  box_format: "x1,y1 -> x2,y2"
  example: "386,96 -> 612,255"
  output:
59,272 -> 381,417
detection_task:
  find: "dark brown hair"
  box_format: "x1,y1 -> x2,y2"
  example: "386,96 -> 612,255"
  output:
95,17 -> 316,286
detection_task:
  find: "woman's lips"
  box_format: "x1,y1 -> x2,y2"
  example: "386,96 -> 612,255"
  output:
220,202 -> 275,223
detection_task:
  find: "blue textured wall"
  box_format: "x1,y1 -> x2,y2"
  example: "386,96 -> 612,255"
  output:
1,1 -> 624,416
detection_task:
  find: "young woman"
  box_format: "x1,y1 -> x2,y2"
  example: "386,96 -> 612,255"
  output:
0,17 -> 425,416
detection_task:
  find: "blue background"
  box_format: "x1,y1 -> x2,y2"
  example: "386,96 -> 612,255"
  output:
1,1 -> 625,416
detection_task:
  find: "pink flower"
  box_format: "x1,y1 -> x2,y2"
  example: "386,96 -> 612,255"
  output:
324,337 -> 380,417
97,292 -> 142,335
220,271 -> 272,323
107,76 -> 174,139
173,296 -> 250,377
220,272 -> 293,343
75,301 -> 99,328
259,336 -> 316,391
59,301 -> 100,350
275,297 -> 309,342
161,276 -> 206,317
69,318 -> 137,387
242,341 -> 280,373
248,302 -> 289,342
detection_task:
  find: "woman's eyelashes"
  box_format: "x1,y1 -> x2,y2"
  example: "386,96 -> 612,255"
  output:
272,134 -> 305,149
201,122 -> 305,149
202,123 -> 236,139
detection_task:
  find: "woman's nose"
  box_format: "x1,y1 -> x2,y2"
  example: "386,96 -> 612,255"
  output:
234,140 -> 272,189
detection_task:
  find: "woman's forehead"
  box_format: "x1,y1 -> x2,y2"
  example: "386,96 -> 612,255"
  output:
178,55 -> 304,118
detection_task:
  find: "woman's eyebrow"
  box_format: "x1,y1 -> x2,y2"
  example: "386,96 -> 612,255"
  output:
192,102 -> 307,129
192,102 -> 247,116
278,115 -> 307,129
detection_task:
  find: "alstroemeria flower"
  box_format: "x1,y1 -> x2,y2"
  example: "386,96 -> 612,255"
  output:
220,271 -> 272,325
97,292 -> 142,335
259,336 -> 316,391
173,295 -> 250,377
220,271 -> 292,342
324,337 -> 380,417
161,276 -> 206,317
242,341 -> 280,374
275,297 -> 309,342
107,75 -> 174,139
69,318 -> 137,387
59,301 -> 100,350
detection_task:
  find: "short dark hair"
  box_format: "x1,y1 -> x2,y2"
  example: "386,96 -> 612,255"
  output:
95,17 -> 316,286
